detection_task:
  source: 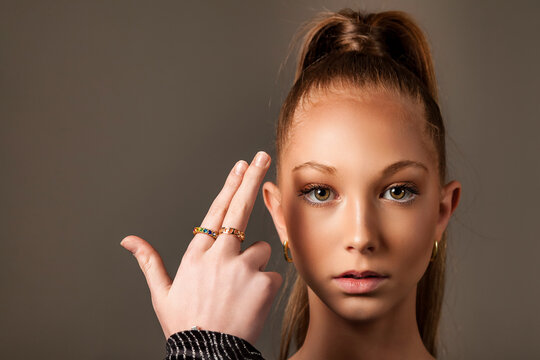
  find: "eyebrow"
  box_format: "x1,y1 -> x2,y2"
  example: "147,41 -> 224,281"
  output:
381,160 -> 429,177
292,160 -> 428,177
292,161 -> 337,174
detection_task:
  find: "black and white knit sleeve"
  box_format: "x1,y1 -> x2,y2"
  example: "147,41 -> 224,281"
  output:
165,329 -> 266,360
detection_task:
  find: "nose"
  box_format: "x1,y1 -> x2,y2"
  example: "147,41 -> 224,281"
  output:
343,196 -> 379,255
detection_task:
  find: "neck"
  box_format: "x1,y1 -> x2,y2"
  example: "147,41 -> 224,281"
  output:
290,287 -> 434,360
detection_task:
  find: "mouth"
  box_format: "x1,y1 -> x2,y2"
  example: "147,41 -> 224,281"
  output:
332,270 -> 389,294
334,270 -> 389,279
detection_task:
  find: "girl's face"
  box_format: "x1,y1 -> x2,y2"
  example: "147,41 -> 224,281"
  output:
263,89 -> 460,322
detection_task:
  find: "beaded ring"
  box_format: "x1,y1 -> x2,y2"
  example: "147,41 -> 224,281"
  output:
218,226 -> 245,242
193,226 -> 218,240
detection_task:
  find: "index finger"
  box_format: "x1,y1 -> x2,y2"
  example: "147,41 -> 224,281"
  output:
189,160 -> 248,253
214,151 -> 271,255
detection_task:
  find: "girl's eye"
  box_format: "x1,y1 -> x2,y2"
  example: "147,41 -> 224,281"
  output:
297,185 -> 336,206
382,184 -> 419,204
298,183 -> 419,207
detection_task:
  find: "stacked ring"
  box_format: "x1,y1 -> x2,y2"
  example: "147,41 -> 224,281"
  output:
218,226 -> 245,242
193,226 -> 218,240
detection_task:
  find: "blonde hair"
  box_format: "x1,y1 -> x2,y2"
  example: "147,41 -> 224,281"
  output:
274,9 -> 448,359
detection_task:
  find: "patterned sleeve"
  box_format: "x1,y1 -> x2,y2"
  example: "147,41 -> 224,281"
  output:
165,329 -> 266,360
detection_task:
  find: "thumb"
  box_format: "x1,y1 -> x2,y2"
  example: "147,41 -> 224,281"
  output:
120,235 -> 172,300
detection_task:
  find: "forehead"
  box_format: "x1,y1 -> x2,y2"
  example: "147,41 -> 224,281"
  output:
282,90 -> 434,177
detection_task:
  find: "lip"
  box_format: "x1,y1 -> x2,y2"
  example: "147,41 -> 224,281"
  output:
335,270 -> 387,278
333,270 -> 389,294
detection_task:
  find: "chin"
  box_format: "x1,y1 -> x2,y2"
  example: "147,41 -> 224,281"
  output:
310,285 -> 395,323
330,295 -> 393,322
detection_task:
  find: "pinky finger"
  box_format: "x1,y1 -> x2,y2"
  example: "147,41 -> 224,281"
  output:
241,241 -> 272,271
260,271 -> 283,296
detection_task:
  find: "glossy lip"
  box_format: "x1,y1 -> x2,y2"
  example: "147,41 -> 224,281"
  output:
332,270 -> 389,294
334,270 -> 388,278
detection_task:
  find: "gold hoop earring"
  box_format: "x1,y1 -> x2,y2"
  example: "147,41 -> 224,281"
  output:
430,241 -> 439,262
283,240 -> 293,263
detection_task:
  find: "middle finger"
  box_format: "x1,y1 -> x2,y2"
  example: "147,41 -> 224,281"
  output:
191,159 -> 248,253
214,151 -> 271,254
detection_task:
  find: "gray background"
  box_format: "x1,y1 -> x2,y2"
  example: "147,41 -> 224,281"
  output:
1,0 -> 539,359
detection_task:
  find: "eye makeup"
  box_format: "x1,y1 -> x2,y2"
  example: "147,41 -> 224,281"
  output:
297,181 -> 421,207
381,182 -> 420,206
297,183 -> 337,207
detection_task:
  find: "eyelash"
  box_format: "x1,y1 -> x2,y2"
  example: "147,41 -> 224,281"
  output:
297,183 -> 420,207
381,183 -> 420,205
297,183 -> 337,208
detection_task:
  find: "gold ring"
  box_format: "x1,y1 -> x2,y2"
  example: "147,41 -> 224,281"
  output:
218,226 -> 245,242
193,226 -> 218,240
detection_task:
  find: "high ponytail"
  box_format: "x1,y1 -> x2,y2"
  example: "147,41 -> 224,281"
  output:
276,9 -> 448,360
296,9 -> 438,100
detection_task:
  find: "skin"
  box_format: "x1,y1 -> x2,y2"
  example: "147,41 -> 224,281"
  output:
262,89 -> 461,360
120,151 -> 283,345
120,87 -> 460,360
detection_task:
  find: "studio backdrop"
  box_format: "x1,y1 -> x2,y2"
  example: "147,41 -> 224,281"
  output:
1,1 -> 539,359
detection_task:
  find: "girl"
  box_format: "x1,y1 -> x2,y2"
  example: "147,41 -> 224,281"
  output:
121,8 -> 461,360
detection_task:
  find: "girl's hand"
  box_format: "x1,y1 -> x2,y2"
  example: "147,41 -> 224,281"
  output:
120,151 -> 282,345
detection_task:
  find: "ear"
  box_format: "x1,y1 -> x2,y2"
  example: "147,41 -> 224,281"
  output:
262,181 -> 288,246
434,180 -> 462,241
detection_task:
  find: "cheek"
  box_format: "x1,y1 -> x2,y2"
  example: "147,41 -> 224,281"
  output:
382,201 -> 439,276
283,199 -> 334,279
281,187 -> 440,287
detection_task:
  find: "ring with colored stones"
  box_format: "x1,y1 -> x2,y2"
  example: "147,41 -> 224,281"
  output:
193,226 -> 218,240
218,226 -> 245,242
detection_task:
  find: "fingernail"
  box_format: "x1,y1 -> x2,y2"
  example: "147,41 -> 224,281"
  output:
120,238 -> 135,254
234,160 -> 247,175
254,151 -> 269,167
